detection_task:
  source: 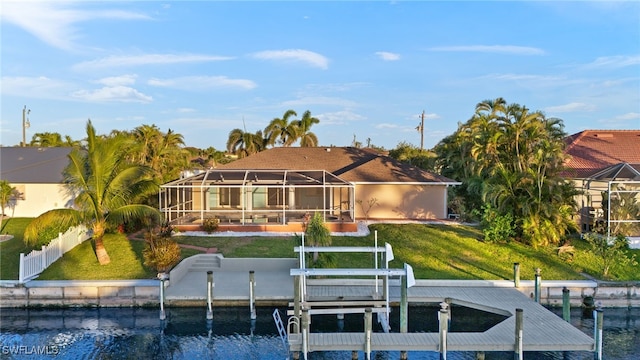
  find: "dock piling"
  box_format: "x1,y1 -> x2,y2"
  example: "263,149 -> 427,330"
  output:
249,270 -> 257,320
515,308 -> 523,360
594,309 -> 603,360
364,308 -> 372,360
439,302 -> 449,360
302,310 -> 310,360
158,273 -> 168,320
534,268 -> 541,303
400,274 -> 408,360
513,263 -> 520,287
562,287 -> 570,321
206,271 -> 214,320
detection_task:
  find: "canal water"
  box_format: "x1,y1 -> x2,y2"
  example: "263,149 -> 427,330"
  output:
0,306 -> 638,359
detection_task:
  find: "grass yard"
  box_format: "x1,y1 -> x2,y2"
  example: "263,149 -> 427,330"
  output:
1,218 -> 638,281
0,218 -> 34,279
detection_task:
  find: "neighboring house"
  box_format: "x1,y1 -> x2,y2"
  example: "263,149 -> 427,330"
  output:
160,147 -> 460,232
0,147 -> 73,218
562,130 -> 640,233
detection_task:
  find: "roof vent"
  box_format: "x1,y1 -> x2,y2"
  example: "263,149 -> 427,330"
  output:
594,133 -> 613,138
325,148 -> 331,152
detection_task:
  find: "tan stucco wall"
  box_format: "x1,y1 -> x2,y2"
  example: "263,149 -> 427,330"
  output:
5,183 -> 72,218
354,184 -> 447,220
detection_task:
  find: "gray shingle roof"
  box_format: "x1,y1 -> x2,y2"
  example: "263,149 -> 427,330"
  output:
0,147 -> 72,184
220,147 -> 458,184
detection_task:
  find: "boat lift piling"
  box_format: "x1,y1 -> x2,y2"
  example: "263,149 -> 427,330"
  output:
249,270 -> 257,320
206,270 -> 214,320
158,273 -> 168,320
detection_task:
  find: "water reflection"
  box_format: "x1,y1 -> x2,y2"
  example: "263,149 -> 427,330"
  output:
0,306 -> 638,359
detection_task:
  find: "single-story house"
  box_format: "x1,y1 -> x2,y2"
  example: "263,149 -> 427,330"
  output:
160,147 -> 460,232
562,130 -> 640,234
0,147 -> 73,218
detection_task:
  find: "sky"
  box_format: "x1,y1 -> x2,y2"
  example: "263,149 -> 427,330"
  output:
1,1 -> 639,151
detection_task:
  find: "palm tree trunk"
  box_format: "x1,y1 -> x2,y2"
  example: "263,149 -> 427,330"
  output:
94,236 -> 111,265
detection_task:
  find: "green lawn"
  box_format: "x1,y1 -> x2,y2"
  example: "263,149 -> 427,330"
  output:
1,218 -> 638,281
0,218 -> 34,279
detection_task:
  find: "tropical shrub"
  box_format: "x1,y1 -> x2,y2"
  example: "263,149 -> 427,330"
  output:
475,204 -> 514,243
142,231 -> 181,273
202,218 -> 219,233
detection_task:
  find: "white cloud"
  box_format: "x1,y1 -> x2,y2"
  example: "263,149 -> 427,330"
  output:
177,108 -> 196,113
252,49 -> 329,69
318,111 -> 366,125
74,54 -> 233,70
545,102 -> 597,113
148,76 -> 256,90
281,96 -> 356,108
96,74 -> 138,86
616,112 -> 640,120
376,123 -> 400,129
583,55 -> 640,69
72,86 -> 153,103
0,76 -> 74,99
429,45 -> 545,55
376,52 -> 401,61
0,2 -> 150,51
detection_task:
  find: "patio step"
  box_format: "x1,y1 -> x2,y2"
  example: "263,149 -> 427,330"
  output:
188,255 -> 222,271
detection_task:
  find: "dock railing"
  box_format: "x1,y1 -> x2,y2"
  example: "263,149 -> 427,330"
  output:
19,225 -> 91,283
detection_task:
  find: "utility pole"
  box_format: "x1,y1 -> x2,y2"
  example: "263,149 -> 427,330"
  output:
416,110 -> 425,151
22,106 -> 31,147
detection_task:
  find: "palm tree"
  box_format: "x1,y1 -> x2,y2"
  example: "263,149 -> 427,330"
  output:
226,128 -> 265,158
24,120 -> 161,265
265,110 -> 299,147
296,110 -> 320,147
29,132 -> 64,147
0,180 -> 19,231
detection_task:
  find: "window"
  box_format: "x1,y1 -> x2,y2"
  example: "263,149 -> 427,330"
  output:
268,187 -> 289,206
220,187 -> 241,207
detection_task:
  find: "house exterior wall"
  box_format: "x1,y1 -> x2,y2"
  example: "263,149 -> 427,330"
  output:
5,183 -> 72,218
354,184 -> 447,220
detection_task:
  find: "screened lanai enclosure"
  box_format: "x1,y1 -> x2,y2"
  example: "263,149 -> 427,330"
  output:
160,169 -> 356,227
578,163 -> 640,238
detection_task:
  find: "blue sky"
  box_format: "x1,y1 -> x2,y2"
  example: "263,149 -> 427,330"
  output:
1,1 -> 639,151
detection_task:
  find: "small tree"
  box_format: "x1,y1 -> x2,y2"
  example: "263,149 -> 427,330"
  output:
583,233 -> 637,279
305,212 -> 333,265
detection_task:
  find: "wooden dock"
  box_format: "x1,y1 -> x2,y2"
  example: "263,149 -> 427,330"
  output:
287,284 -> 595,355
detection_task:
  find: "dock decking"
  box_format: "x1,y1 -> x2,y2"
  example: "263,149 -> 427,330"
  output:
288,284 -> 595,354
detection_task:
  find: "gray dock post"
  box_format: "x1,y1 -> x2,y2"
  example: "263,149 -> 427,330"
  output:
439,302 -> 449,360
400,274 -> 408,360
534,268 -> 541,303
515,308 -> 523,360
206,271 -> 214,320
594,309 -> 603,360
562,287 -> 570,321
364,308 -> 372,360
294,275 -> 301,319
249,270 -> 257,320
476,351 -> 485,360
513,263 -> 520,287
159,273 -> 167,320
301,309 -> 310,360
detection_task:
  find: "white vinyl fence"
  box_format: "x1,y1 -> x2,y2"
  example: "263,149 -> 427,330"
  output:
19,225 -> 92,283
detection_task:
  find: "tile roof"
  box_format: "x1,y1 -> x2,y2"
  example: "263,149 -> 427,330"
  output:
0,147 -> 72,183
563,130 -> 640,178
220,147 -> 458,184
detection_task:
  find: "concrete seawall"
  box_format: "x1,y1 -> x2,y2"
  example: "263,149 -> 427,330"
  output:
1,278 -> 638,308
